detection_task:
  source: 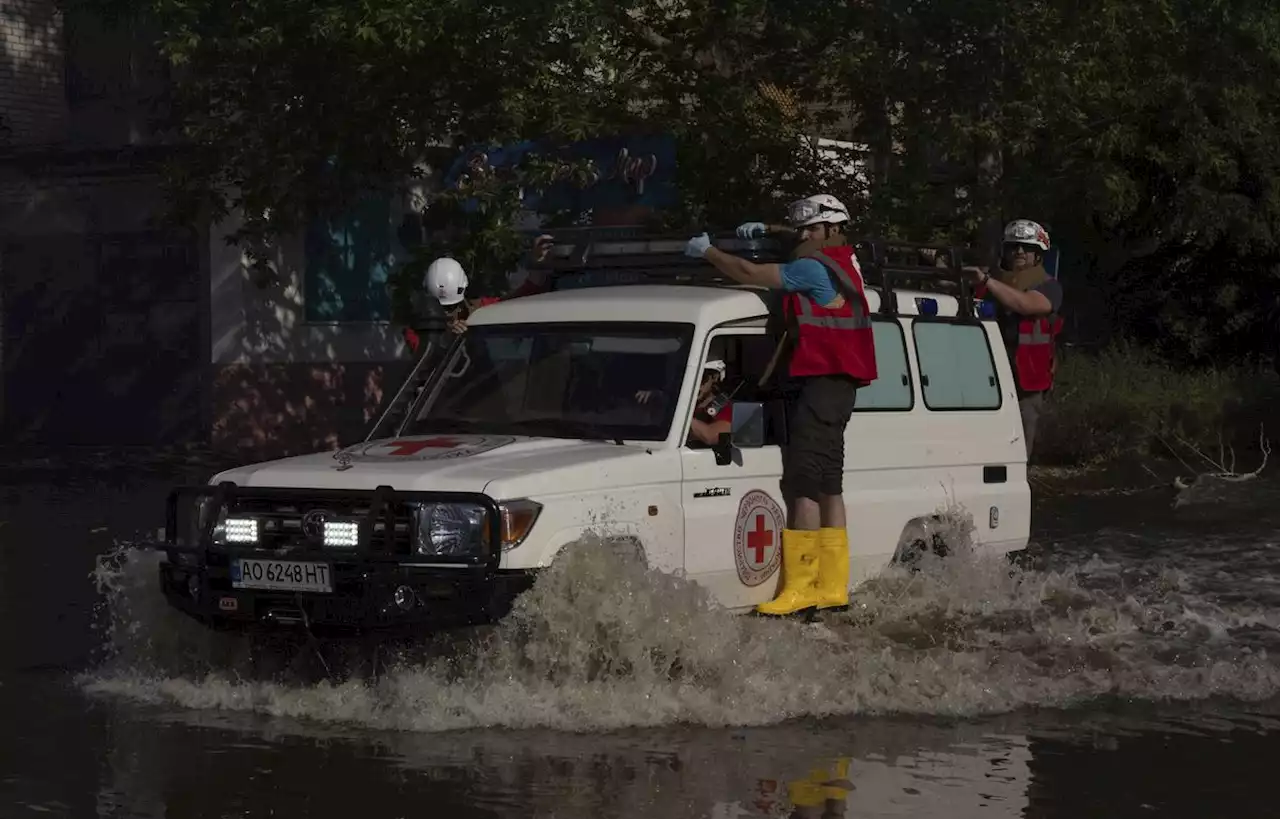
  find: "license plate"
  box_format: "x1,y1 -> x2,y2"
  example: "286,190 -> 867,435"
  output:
231,558 -> 332,593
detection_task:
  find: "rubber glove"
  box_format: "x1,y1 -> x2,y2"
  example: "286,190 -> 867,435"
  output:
736,221 -> 767,239
685,233 -> 712,258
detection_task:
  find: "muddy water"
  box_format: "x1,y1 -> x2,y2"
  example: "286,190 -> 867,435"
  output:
3,461 -> 1280,817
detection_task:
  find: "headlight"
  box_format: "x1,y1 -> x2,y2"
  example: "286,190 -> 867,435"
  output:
412,502 -> 486,557
410,499 -> 542,557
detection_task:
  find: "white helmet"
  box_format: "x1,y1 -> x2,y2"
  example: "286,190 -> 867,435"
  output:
424,257 -> 468,306
787,194 -> 851,228
1003,219 -> 1050,251
703,359 -> 726,378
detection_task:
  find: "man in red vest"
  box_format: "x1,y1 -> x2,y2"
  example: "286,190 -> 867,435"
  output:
966,219 -> 1064,456
685,194 -> 878,617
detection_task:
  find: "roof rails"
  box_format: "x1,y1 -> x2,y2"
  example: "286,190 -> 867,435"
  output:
854,239 -> 977,320
537,226 -> 784,290
528,227 -> 980,319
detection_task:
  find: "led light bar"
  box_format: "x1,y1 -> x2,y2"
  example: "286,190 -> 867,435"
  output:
322,521 -> 360,548
224,517 -> 259,544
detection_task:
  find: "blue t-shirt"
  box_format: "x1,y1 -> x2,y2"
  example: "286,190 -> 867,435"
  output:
780,258 -> 840,306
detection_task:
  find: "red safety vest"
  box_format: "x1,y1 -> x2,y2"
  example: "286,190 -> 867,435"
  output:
1013,314 -> 1063,392
975,281 -> 1063,392
781,246 -> 878,384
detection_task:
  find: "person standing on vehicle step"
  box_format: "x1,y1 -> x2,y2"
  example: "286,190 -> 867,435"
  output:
684,194 -> 878,617
403,235 -> 555,353
965,219 -> 1064,457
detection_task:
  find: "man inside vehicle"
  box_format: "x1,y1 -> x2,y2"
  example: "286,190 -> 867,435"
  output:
684,193 -> 878,618
635,358 -> 734,447
965,218 -> 1064,457
403,235 -> 556,354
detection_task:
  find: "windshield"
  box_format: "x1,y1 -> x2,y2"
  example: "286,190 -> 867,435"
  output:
406,322 -> 695,442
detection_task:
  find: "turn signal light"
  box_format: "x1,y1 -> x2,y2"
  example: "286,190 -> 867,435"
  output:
498,499 -> 542,551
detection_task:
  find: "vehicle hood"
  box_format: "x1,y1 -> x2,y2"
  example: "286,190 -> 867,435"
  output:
209,434 -> 674,499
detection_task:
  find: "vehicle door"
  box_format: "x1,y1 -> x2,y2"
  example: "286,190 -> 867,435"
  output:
679,325 -> 789,611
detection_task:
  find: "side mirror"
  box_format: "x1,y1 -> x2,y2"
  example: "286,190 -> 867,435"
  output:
729,401 -> 766,448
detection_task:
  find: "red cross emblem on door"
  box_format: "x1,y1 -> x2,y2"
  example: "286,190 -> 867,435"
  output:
733,489 -> 784,587
747,514 -> 774,565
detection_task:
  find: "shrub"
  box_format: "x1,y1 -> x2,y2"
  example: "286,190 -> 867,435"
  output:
1035,341 -> 1275,466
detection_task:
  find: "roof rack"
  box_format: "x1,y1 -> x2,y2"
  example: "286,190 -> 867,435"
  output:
854,239 -> 977,320
537,227 -> 784,290
526,227 -> 979,319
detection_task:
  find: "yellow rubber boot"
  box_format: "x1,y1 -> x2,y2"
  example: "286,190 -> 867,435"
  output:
756,529 -> 820,616
821,757 -> 854,800
815,527 -> 850,610
787,768 -> 828,809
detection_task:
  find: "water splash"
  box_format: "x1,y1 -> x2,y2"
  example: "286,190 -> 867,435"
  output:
77,506 -> 1280,733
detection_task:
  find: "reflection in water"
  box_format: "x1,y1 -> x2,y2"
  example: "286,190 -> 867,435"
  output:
78,696 -> 1280,819
89,701 -> 1037,819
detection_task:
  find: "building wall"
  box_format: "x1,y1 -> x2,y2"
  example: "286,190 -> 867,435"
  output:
207,197 -> 421,457
0,0 -> 68,146
1,6 -> 209,448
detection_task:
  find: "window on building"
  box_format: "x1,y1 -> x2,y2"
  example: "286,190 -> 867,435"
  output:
912,321 -> 1002,410
303,193 -> 396,323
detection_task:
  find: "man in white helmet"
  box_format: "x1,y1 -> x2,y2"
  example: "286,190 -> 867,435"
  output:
400,256 -> 500,354
403,235 -> 555,353
966,218 -> 1064,456
684,193 -> 878,618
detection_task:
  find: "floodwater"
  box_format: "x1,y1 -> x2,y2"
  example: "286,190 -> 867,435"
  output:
4,457 -> 1280,818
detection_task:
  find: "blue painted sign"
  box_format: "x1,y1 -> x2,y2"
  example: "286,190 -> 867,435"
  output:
443,134 -> 677,214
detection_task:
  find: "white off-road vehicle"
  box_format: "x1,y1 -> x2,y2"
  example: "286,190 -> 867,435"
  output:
152,232 -> 1030,634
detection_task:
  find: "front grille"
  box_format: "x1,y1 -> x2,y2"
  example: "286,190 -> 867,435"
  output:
226,496 -> 414,554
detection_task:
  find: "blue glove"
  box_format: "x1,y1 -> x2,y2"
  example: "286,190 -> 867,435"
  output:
735,221 -> 766,239
685,233 -> 712,258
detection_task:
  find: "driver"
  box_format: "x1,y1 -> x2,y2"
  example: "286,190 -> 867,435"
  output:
635,358 -> 733,446
687,358 -> 734,446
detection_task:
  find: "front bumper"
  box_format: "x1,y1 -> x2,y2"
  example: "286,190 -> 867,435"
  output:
158,553 -> 536,635
154,482 -> 536,635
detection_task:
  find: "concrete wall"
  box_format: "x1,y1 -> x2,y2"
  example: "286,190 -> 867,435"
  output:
0,0 -> 67,146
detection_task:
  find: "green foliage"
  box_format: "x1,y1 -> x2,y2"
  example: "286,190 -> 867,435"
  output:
75,0 -> 1280,362
1036,341 -> 1279,465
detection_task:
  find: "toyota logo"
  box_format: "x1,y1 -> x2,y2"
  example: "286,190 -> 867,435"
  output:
301,509 -> 328,540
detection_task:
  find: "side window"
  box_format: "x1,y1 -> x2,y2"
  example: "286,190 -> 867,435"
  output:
911,321 -> 1002,410
854,319 -> 913,411
699,330 -> 787,446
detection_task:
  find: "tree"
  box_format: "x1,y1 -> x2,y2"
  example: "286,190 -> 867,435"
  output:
84,0 -> 862,320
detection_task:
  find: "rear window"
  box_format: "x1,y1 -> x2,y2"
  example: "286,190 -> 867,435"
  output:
911,321 -> 1002,410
